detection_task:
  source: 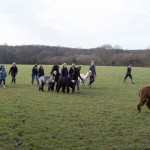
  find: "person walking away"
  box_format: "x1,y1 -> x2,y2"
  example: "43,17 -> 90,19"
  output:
69,63 -> 75,78
31,64 -> 39,85
61,63 -> 68,77
39,64 -> 44,78
9,62 -> 18,85
0,66 -> 7,88
124,64 -> 134,84
88,61 -> 96,88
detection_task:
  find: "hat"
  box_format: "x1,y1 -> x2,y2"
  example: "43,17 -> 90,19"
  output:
12,62 -> 16,65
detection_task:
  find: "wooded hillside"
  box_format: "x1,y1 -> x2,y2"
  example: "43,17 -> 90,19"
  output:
0,44 -> 150,66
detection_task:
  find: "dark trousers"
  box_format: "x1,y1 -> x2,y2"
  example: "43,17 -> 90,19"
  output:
0,79 -> 6,85
88,75 -> 95,85
124,73 -> 133,82
11,74 -> 16,84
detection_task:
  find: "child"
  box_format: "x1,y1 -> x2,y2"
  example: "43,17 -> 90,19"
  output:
0,66 -> 7,88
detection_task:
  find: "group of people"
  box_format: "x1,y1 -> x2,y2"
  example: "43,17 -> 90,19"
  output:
60,61 -> 96,88
0,60 -> 134,89
0,62 -> 18,88
31,61 -> 97,89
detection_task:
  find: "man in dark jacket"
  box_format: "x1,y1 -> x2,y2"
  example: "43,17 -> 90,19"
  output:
88,61 -> 96,88
69,63 -> 75,78
31,64 -> 39,85
124,64 -> 134,84
9,62 -> 18,85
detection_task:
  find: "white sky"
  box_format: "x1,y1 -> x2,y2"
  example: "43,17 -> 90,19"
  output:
0,0 -> 150,49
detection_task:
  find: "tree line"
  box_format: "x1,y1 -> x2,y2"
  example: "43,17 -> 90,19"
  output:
0,44 -> 150,66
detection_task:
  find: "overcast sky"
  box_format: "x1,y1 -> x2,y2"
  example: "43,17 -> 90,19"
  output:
0,0 -> 150,49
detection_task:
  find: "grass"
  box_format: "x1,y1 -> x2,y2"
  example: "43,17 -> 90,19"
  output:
0,65 -> 150,150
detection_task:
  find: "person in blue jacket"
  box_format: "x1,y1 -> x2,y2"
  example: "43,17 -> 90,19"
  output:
0,65 -> 7,88
61,63 -> 68,77
88,61 -> 96,88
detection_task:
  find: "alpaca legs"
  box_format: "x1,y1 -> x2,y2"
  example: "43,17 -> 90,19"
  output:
146,98 -> 150,110
137,98 -> 147,113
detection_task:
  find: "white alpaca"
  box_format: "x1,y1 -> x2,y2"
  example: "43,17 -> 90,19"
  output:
79,70 -> 92,87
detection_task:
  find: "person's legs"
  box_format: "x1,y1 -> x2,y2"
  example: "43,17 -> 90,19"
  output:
31,74 -> 35,84
88,75 -> 95,87
3,79 -> 6,88
76,80 -> 80,91
129,74 -> 134,83
13,76 -> 16,84
124,74 -> 128,82
36,75 -> 39,85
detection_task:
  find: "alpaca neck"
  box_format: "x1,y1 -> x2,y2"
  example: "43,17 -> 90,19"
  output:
84,72 -> 89,80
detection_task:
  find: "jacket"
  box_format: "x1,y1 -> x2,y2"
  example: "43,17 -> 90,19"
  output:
61,68 -> 68,77
89,65 -> 96,76
0,68 -> 7,79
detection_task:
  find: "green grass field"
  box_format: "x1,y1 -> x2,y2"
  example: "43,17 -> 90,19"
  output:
0,65 -> 150,150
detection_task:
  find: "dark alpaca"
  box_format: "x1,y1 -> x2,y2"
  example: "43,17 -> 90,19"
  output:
137,86 -> 150,113
57,67 -> 83,94
57,77 -> 76,93
50,65 -> 60,91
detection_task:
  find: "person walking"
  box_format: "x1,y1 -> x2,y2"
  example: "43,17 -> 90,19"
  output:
124,64 -> 134,84
61,63 -> 68,77
39,64 -> 44,78
9,62 -> 18,85
69,63 -> 75,78
88,61 -> 96,88
31,64 -> 39,85
0,65 -> 7,88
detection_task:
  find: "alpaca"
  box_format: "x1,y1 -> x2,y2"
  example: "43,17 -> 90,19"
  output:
79,70 -> 92,87
50,65 -> 60,91
39,71 -> 57,92
57,67 -> 83,93
57,77 -> 76,93
137,86 -> 150,113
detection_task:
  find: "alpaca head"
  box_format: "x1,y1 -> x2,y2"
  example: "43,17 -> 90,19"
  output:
89,70 -> 92,75
53,71 -> 57,76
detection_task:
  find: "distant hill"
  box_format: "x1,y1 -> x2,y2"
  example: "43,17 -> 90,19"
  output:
0,45 -> 150,66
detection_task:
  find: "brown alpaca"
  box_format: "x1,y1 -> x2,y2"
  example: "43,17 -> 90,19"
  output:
137,86 -> 150,113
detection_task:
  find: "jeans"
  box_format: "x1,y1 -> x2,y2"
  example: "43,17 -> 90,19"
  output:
32,74 -> 39,83
88,75 -> 95,86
